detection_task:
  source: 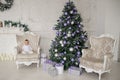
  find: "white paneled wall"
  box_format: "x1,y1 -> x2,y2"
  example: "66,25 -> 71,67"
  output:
0,0 -> 119,60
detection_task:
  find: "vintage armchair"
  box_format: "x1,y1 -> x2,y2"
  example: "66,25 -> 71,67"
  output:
80,34 -> 115,80
14,32 -> 40,69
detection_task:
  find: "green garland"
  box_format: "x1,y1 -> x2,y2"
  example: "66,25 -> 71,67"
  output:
0,0 -> 14,12
4,20 -> 29,32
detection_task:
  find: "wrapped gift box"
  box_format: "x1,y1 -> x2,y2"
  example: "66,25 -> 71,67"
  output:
41,57 -> 47,64
43,59 -> 56,71
68,66 -> 82,76
55,63 -> 64,75
48,66 -> 58,76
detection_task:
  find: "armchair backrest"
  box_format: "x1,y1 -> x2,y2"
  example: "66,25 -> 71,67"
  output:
90,35 -> 115,59
16,32 -> 40,53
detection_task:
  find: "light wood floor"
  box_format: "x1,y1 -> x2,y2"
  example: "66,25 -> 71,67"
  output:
0,61 -> 120,80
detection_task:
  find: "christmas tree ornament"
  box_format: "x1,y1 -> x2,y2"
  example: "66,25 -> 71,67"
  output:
68,31 -> 71,33
75,62 -> 78,65
71,21 -> 74,25
55,54 -> 58,57
81,35 -> 84,38
77,30 -> 80,33
67,16 -> 70,19
64,52 -> 66,54
67,33 -> 71,37
64,36 -> 67,39
77,51 -> 80,55
74,11 -> 77,14
70,10 -> 73,14
55,49 -> 58,52
61,60 -> 64,64
63,57 -> 66,60
63,41 -> 66,44
71,58 -> 74,62
64,12 -> 68,15
63,32 -> 66,35
64,23 -> 67,26
61,44 -> 64,47
77,42 -> 79,44
69,27 -> 71,30
71,33 -> 75,36
59,29 -> 62,32
56,31 -> 59,35
69,47 -> 73,52
59,40 -> 63,44
67,20 -> 70,24
78,25 -> 81,28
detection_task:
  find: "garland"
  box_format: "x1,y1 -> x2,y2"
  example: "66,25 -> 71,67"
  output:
0,0 -> 14,12
4,20 -> 29,32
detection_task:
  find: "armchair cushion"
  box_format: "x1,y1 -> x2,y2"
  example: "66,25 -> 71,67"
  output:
81,57 -> 104,70
16,53 -> 39,59
104,53 -> 113,59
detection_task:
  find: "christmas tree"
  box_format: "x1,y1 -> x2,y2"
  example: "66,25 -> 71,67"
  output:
49,0 -> 87,70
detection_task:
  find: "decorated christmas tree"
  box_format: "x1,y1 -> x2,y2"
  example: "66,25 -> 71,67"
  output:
49,0 -> 87,70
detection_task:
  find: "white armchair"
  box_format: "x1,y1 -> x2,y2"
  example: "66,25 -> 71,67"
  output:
15,32 -> 40,69
80,34 -> 115,80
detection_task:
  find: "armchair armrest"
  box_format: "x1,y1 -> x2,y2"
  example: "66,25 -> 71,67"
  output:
103,53 -> 113,70
14,46 -> 21,60
82,49 -> 93,58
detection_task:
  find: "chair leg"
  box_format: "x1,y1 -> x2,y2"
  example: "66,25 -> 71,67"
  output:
17,64 -> 19,69
99,73 -> 102,80
37,62 -> 39,68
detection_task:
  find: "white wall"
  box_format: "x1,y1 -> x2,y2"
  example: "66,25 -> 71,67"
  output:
0,0 -> 119,60
105,0 -> 120,61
